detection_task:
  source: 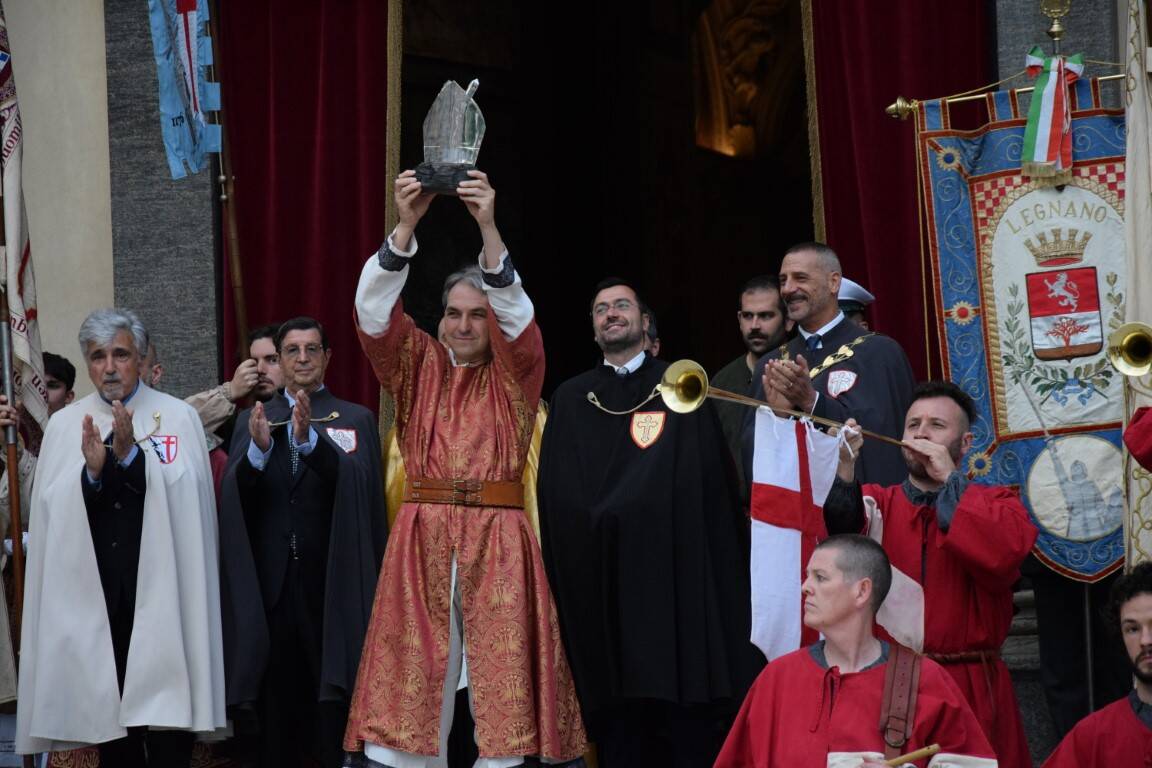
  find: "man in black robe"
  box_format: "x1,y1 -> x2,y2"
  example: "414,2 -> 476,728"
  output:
742,242 -> 915,488
538,278 -> 761,768
219,316 -> 387,767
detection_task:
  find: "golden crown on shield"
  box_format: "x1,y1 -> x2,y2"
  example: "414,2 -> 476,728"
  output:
1024,228 -> 1092,266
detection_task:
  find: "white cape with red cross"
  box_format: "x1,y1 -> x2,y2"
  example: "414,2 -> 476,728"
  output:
749,409 -> 923,660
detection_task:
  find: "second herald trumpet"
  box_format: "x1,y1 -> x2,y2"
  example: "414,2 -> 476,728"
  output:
1108,321 -> 1152,377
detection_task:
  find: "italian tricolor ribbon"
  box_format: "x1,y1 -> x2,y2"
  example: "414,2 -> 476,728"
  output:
1022,47 -> 1084,179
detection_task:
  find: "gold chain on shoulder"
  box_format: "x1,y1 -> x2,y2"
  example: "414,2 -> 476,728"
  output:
807,333 -> 875,378
585,387 -> 660,416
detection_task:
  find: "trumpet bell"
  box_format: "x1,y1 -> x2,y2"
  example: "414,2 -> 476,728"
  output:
658,359 -> 709,413
1108,322 -> 1152,377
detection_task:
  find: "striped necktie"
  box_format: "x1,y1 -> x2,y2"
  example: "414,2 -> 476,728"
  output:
289,437 -> 300,475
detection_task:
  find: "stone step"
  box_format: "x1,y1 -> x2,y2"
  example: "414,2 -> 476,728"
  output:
1006,589 -> 1059,764
1005,588 -> 1040,672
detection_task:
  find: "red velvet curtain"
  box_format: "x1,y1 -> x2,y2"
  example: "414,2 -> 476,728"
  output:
809,1 -> 991,378
218,1 -> 395,412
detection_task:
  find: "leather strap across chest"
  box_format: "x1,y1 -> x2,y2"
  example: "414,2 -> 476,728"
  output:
880,643 -> 922,760
404,477 -> 524,508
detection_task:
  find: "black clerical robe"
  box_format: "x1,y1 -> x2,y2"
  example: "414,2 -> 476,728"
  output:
538,356 -> 762,734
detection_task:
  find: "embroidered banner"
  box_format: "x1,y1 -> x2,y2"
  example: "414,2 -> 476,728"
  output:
0,7 -> 47,432
916,79 -> 1128,581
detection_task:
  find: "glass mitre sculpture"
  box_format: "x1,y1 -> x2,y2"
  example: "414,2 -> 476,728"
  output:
414,79 -> 485,195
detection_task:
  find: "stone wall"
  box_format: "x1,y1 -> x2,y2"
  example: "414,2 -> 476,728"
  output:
104,0 -> 220,398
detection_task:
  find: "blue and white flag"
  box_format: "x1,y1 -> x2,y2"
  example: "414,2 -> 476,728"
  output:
147,0 -> 221,179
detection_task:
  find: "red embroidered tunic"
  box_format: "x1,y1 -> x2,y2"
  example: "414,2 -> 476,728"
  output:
344,256 -> 586,761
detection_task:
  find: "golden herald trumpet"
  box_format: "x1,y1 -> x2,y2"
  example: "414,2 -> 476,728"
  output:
657,360 -> 903,447
1108,322 -> 1152,377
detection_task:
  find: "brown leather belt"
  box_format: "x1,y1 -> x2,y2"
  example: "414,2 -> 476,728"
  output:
404,477 -> 524,508
926,648 -> 1000,721
925,649 -> 1000,664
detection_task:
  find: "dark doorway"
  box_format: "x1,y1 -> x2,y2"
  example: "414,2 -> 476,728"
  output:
398,0 -> 813,395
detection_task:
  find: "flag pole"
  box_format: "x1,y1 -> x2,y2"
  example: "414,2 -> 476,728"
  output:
0,294 -> 24,648
207,0 -> 248,357
0,106 -> 32,768
0,105 -> 24,658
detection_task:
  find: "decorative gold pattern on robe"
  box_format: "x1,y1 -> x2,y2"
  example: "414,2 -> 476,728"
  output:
345,302 -> 586,760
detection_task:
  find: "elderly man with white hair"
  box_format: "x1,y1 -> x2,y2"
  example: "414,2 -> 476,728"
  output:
16,308 -> 225,766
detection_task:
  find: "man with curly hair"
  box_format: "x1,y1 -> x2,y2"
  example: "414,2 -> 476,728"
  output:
1042,561 -> 1152,767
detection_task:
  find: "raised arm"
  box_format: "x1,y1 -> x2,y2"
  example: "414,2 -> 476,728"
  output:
458,170 -> 533,341
355,170 -> 435,337
824,419 -> 867,534
937,483 -> 1038,591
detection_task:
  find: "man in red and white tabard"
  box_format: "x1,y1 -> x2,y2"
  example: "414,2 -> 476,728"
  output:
343,169 -> 586,768
827,381 -> 1038,768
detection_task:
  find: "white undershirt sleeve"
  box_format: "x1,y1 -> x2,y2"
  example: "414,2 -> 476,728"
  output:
478,249 -> 533,340
355,233 -> 417,336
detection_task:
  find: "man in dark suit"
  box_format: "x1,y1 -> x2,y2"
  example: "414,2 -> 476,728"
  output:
220,317 -> 386,768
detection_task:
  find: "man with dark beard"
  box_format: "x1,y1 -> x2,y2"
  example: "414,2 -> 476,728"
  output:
244,323 -> 284,403
712,275 -> 787,508
140,323 -> 283,451
743,243 -> 914,487
825,381 -> 1037,768
1041,561 -> 1152,767
538,278 -> 761,767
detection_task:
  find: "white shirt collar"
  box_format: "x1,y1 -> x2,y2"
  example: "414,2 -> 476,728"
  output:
800,312 -> 845,342
284,385 -> 325,405
604,349 -> 647,375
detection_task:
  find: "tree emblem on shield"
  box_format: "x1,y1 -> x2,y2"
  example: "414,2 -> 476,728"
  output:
1025,267 -> 1103,361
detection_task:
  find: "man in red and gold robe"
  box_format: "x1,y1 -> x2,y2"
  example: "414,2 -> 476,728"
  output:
828,381 -> 1037,768
344,170 -> 587,767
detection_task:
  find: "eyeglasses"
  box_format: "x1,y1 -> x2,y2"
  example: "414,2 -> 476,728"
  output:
282,344 -> 324,359
592,299 -> 635,317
